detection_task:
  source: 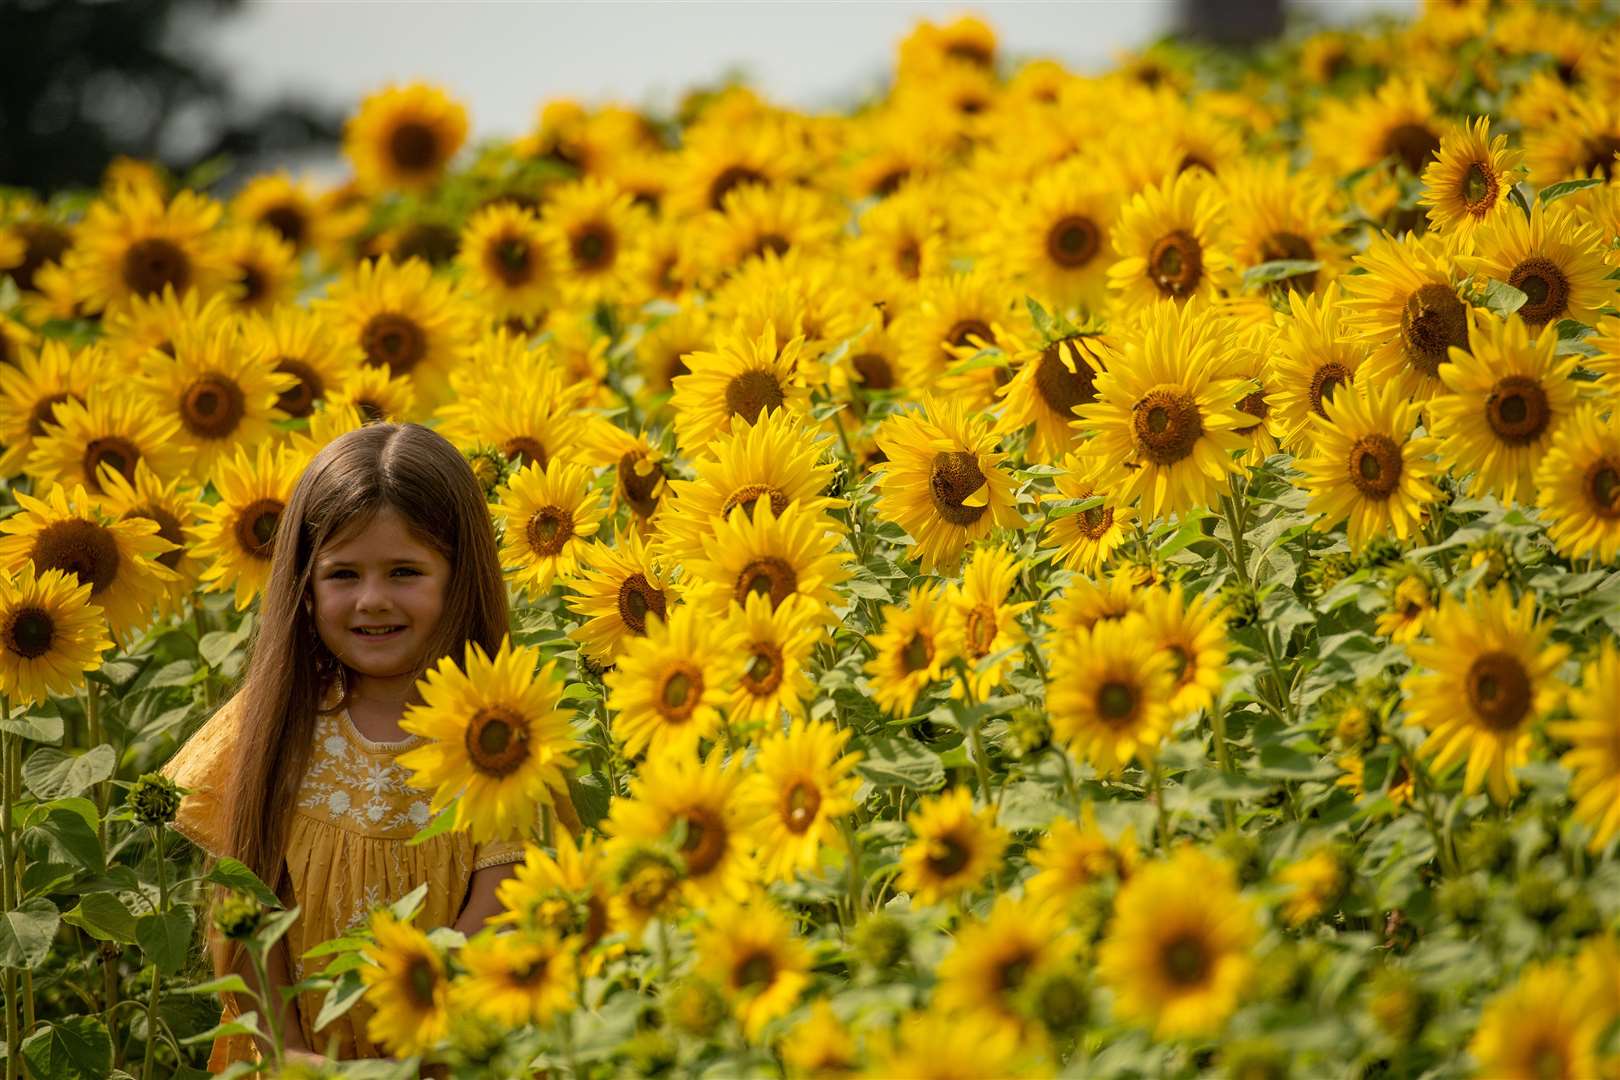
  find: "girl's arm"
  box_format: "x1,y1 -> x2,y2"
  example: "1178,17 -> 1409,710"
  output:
452,862 -> 521,935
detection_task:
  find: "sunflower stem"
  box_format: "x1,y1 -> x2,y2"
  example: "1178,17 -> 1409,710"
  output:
1149,758 -> 1169,851
839,815 -> 863,928
1,716 -> 19,1080
140,826 -> 167,1080
246,939 -> 286,1069
1396,732 -> 1458,877
1209,707 -> 1237,830
656,918 -> 673,985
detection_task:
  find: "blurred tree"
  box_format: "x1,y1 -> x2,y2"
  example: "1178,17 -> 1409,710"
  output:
1182,0 -> 1285,46
0,0 -> 341,193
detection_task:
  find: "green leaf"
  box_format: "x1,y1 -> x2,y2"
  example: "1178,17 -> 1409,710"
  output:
36,807 -> 104,874
180,1010 -> 263,1046
255,907 -> 300,952
568,772 -> 612,830
1025,296 -> 1057,341
855,736 -> 945,791
22,744 -> 115,800
181,974 -> 252,995
389,882 -> 430,923
146,660 -> 203,690
1481,277 -> 1528,317
0,898 -> 61,970
62,893 -> 137,945
405,804 -> 457,848
0,711 -> 63,744
1539,177 -> 1605,204
20,1016 -> 112,1080
87,659 -> 141,688
135,908 -> 194,976
1242,259 -> 1322,290
202,857 -> 282,909
198,614 -> 254,670
313,969 -> 366,1033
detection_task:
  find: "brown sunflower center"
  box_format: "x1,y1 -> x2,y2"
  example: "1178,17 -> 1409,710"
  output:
1161,932 -> 1213,988
1076,503 -> 1114,540
993,948 -> 1037,994
180,374 -> 247,440
896,241 -> 922,279
1234,388 -> 1271,436
851,352 -> 896,391
733,556 -> 797,610
387,121 -> 442,173
268,356 -> 321,417
404,956 -> 439,1008
963,604 -> 997,659
360,312 -> 428,374
781,779 -> 821,834
925,830 -> 972,878
1132,388 -> 1204,466
1461,162 -> 1498,215
128,505 -> 186,571
1095,680 -> 1140,726
679,807 -> 728,875
1347,434 -> 1404,499
658,664 -> 704,721
734,949 -> 777,992
1401,283 -> 1468,378
394,223 -> 458,267
1582,134 -> 1620,180
233,498 -> 283,560
618,451 -> 662,517
235,262 -> 267,306
260,203 -> 308,248
570,222 -> 617,271
616,573 -> 667,636
121,237 -> 190,299
750,233 -> 791,260
1259,231 -> 1318,294
487,234 -> 536,287
709,166 -> 768,211
503,437 -> 547,469
1465,651 -> 1533,732
901,631 -> 934,674
721,484 -> 788,523
33,518 -> 120,595
463,705 -> 530,777
1046,214 -> 1101,268
624,855 -> 680,911
1508,256 -> 1570,327
83,437 -> 140,494
743,643 -> 784,697
945,319 -> 993,352
929,450 -> 989,527
1148,229 -> 1203,297
3,606 -> 55,659
1035,341 -> 1098,419
525,505 -> 574,558
1485,375 -> 1551,445
27,392 -> 77,437
1583,458 -> 1620,519
1383,122 -> 1441,174
725,369 -> 785,424
1308,362 -> 1351,418
12,222 -> 71,293
1166,644 -> 1190,686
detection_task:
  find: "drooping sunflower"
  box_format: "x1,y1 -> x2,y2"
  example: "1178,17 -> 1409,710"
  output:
720,593 -> 820,730
456,203 -> 557,323
688,501 -> 852,623
1552,642 -> 1620,851
659,408 -> 841,566
0,339 -> 106,480
0,484 -> 176,645
191,443 -> 304,611
743,717 -> 862,883
576,418 -> 668,527
991,158 -> 1116,312
0,562 -> 112,706
935,894 -> 1072,1024
344,82 -> 468,194
1046,614 -> 1177,775
451,930 -> 578,1028
864,584 -> 954,717
695,900 -> 812,1041
1419,117 -> 1525,238
540,177 -> 651,306
359,911 -> 450,1057
1098,845 -> 1258,1039
1268,283 -> 1367,452
138,314 -> 294,481
604,602 -> 729,760
994,329 -> 1111,464
1298,378 -> 1442,555
1138,583 -> 1228,718
216,223 -> 298,315
1042,460 -> 1136,577
896,785 -> 1007,907
1469,962 -> 1606,1080
61,185 -> 227,314
604,749 -> 755,904
1340,230 -> 1473,402
494,459 -> 606,599
1072,300 -> 1250,523
26,391 -> 183,497
1374,565 -> 1436,644
945,544 -> 1034,701
1403,584 -> 1569,805
672,322 -> 811,451
492,835 -> 611,958
398,637 -> 578,844
1026,802 -> 1140,912
316,255 -> 478,410
1107,170 -> 1230,314
565,531 -> 678,668
873,395 -> 1023,573
1431,314 -> 1582,504
238,304 -> 361,422
1535,405 -> 1620,564
1461,202 -> 1615,330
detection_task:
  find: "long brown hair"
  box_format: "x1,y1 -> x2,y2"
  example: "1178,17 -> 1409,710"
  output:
218,423 -> 506,932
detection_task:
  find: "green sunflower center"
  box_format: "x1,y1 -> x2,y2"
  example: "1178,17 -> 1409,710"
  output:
743,643 -> 784,697
657,663 -> 704,722
1308,362 -> 1351,418
679,807 -> 728,876
734,950 -> 777,992
404,955 -> 439,1008
233,498 -> 283,561
463,705 -> 530,778
1096,680 -> 1139,726
1461,162 -> 1497,215
1346,434 -> 1404,499
1583,458 -> 1620,520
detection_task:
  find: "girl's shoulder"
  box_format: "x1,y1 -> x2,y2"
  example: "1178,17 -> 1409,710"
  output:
160,696 -> 249,858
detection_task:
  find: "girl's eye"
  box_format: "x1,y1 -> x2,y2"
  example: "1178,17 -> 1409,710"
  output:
391,567 -> 422,578
326,569 -> 357,580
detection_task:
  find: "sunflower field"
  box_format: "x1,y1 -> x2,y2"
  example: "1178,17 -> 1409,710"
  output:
6,1 -> 1620,1077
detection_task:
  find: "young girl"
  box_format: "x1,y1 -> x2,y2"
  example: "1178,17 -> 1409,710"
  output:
165,423 -> 568,1067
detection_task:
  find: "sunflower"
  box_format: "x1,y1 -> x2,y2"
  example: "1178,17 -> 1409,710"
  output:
1107,170 -> 1230,314
672,322 -> 810,451
316,255 -> 478,410
494,459 -> 605,599
991,159 -> 1116,312
944,544 -> 1034,701
0,201 -> 73,296
539,177 -> 650,306
1419,117 -> 1525,238
1469,962 -> 1606,1080
0,314 -> 34,370
454,203 -> 556,323
1026,802 -> 1140,911
1526,97 -> 1620,184
397,637 -> 578,844
1218,157 -> 1346,303
1298,379 -> 1442,555
191,443 -> 306,611
0,484 -> 176,645
694,184 -> 841,281
893,269 -> 1009,407
994,330 -> 1111,464
1138,583 -> 1228,718
1535,405 -> 1620,563
565,531 -> 678,667
26,391 -> 183,497
864,583 -> 954,717
693,899 -> 811,1040
493,835 -> 611,953
935,894 -> 1071,1024
100,281 -> 234,366
231,170 -> 361,261
216,224 -> 298,315
1042,456 -> 1136,577
666,119 -> 807,217
452,930 -> 578,1027
870,1009 -> 1025,1080
91,460 -> 203,617
1403,584 -> 1569,804
1341,230 -> 1473,402
1461,202 -> 1615,330
1046,614 -> 1177,775
719,593 -> 820,730
344,82 -> 468,194
1308,77 -> 1442,179
1276,847 -> 1348,927
1072,300 -> 1250,523
851,183 -> 950,284
1223,324 -> 1286,465
437,333 -> 588,465
604,602 -> 729,760
1552,643 -> 1620,851
687,500 -> 852,623
1374,565 -> 1435,644
61,185 -> 227,314
328,363 -> 418,424
873,395 -> 1022,573
576,419 -> 667,526
635,305 -> 710,407
0,339 -> 106,480
1431,314 -> 1582,504
604,749 -> 755,904
1098,845 -> 1257,1039
0,562 -> 112,706
238,304 -> 361,422
780,1001 -> 859,1077
896,785 -> 1007,907
659,408 -> 840,566
1268,283 -> 1367,452
359,911 -> 450,1057
743,717 -> 862,883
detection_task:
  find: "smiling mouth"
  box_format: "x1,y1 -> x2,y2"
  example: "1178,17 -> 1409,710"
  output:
352,626 -> 405,637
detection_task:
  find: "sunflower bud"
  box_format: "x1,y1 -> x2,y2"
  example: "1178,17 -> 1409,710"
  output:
131,772 -> 182,827
668,977 -> 728,1038
1459,820 -> 1515,874
1222,1039 -> 1289,1080
1357,534 -> 1403,570
1216,581 -> 1259,629
1021,966 -> 1089,1038
1213,828 -> 1264,885
1002,707 -> 1051,760
1436,876 -> 1486,927
851,913 -> 910,972
464,445 -> 510,501
214,889 -> 265,941
1302,551 -> 1356,599
1514,869 -> 1564,925
623,1030 -> 677,1075
1366,967 -> 1434,1043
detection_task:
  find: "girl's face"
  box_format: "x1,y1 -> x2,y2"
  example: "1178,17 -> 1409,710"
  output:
310,507 -> 450,687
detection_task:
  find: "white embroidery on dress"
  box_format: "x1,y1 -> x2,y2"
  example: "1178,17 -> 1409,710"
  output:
294,711 -> 432,836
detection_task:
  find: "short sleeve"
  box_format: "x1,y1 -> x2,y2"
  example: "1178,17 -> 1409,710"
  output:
160,697 -> 246,859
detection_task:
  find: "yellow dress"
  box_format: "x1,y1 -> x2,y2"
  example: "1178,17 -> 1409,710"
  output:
163,696 -> 524,1069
